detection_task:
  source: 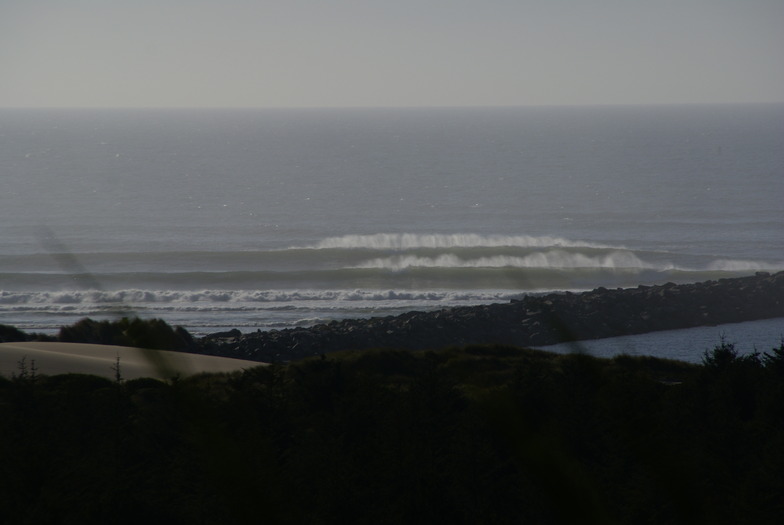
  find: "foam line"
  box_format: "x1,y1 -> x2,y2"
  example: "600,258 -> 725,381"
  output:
307,233 -> 622,250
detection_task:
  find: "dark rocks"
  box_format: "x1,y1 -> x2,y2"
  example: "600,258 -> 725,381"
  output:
203,328 -> 242,341
198,271 -> 784,363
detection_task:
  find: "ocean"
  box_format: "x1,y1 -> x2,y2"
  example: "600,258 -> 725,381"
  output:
2,104 -> 783,360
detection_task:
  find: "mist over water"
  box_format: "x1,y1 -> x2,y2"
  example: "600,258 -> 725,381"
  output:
2,105 -> 783,356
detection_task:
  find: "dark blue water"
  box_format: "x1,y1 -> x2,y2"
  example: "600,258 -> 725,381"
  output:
536,317 -> 784,364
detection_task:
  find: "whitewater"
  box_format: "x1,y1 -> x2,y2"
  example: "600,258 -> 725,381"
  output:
1,105 -> 783,356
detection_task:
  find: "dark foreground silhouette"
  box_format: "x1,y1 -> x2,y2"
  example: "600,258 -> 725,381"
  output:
1,341 -> 783,524
1,272 -> 782,523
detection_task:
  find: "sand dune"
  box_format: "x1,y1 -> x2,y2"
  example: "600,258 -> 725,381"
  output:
0,342 -> 265,381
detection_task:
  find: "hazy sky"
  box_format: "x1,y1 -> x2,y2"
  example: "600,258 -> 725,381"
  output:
2,0 -> 783,108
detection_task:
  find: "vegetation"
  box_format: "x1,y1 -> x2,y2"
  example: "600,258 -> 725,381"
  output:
57,317 -> 195,351
1,340 -> 783,524
1,317 -> 196,350
0,323 -> 54,343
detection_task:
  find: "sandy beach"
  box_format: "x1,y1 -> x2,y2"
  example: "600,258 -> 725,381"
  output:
0,341 -> 265,381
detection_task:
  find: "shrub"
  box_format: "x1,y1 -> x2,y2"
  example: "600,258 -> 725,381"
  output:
58,317 -> 194,351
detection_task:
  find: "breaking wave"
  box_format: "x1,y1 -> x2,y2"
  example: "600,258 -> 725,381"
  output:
352,250 -> 658,270
707,259 -> 780,272
3,232 -> 780,334
1,289 -> 514,305
0,289 -> 525,314
307,233 -> 621,250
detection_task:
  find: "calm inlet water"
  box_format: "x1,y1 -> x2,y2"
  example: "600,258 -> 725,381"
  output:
2,105 -> 783,360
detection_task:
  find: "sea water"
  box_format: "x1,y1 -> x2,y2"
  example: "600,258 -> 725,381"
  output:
1,105 -> 783,359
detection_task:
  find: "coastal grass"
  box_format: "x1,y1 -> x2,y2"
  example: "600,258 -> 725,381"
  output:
1,339 -> 782,524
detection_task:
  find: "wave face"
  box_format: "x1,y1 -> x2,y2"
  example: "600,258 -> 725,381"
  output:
2,232 -> 781,335
2,233 -> 780,292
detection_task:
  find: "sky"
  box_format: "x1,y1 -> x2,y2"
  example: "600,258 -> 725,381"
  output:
1,0 -> 783,108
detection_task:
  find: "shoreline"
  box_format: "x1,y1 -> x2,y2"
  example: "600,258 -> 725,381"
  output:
199,271 -> 784,362
3,271 -> 782,365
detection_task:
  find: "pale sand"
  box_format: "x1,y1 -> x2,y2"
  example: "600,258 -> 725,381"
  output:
0,342 -> 266,381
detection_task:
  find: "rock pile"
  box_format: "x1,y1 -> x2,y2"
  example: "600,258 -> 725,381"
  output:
198,271 -> 784,362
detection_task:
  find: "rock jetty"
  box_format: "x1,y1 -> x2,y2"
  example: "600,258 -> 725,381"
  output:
199,271 -> 784,362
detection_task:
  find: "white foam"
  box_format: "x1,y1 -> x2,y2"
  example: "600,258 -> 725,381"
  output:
0,288 -> 523,309
707,259 -> 782,271
352,250 -> 661,270
307,233 -> 621,250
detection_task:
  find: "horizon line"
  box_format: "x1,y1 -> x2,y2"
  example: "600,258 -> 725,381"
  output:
2,101 -> 784,111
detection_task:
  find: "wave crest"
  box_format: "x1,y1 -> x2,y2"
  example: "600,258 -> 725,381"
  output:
308,233 -> 620,250
353,250 -> 657,270
707,259 -> 780,271
0,289 -> 523,308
